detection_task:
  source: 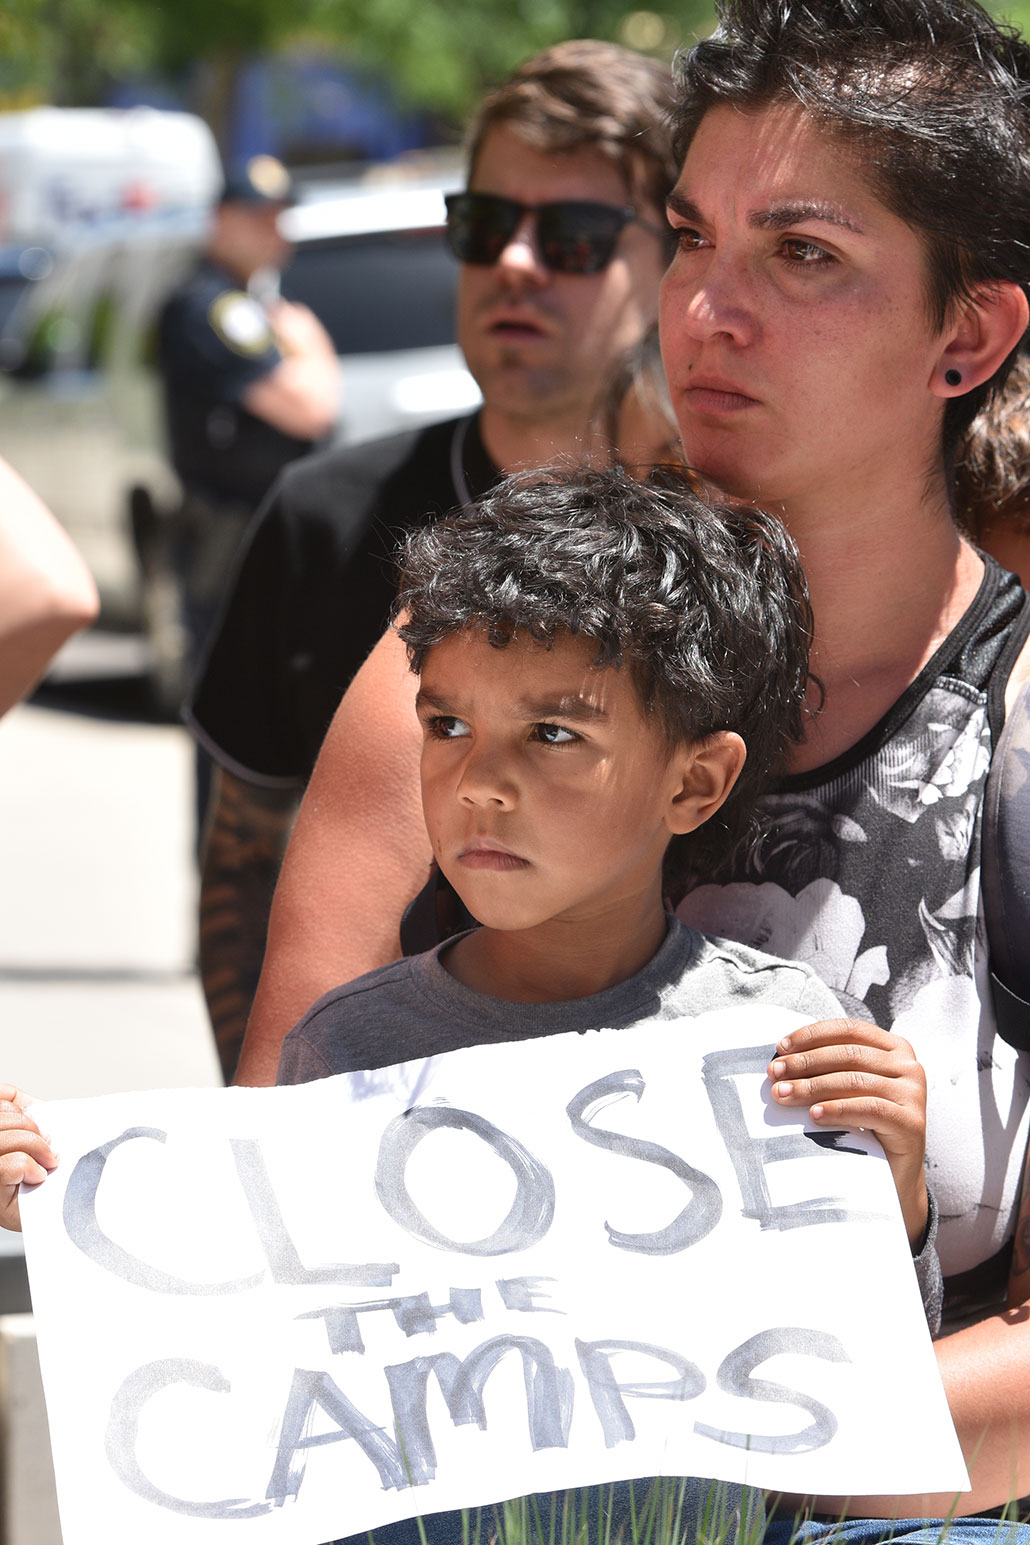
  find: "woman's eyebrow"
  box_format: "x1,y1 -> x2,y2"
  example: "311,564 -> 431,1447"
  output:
751,201 -> 864,234
665,190 -> 864,236
665,190 -> 702,222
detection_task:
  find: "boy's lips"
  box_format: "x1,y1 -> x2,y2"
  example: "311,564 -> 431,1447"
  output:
456,838 -> 530,871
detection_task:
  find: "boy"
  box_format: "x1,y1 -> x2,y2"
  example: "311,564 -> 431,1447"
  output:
277,465 -> 935,1288
271,465 -> 938,1545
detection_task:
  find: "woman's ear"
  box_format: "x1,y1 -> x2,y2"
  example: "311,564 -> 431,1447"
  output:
666,731 -> 747,835
932,280 -> 1029,399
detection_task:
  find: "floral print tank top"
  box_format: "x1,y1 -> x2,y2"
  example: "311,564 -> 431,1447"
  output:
677,559 -> 1030,1325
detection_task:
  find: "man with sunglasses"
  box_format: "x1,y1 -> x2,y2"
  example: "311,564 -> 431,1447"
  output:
186,38 -> 678,1082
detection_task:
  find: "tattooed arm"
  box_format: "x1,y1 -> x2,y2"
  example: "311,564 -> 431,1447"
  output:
1009,1148 -> 1030,1307
199,768 -> 297,1082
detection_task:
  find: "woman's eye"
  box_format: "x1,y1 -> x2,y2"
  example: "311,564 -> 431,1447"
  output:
673,226 -> 708,253
532,722 -> 578,745
781,238 -> 833,267
428,715 -> 470,739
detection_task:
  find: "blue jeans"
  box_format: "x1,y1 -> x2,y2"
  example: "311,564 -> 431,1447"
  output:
764,1516 -> 1030,1545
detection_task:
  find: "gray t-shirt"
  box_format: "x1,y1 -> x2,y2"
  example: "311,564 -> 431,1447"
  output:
278,917 -> 841,1080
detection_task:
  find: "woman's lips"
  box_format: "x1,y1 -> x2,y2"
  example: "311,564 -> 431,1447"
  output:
684,380 -> 757,414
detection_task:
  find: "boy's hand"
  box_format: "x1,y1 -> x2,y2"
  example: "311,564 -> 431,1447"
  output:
767,1018 -> 928,1251
0,1086 -> 57,1232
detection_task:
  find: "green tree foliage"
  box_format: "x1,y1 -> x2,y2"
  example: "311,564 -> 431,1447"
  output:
0,0 -> 711,135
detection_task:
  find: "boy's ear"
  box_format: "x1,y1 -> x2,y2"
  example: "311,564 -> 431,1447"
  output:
666,731 -> 746,835
931,280 -> 1029,399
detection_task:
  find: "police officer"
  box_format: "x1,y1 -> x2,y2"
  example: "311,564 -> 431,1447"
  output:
152,155 -> 340,707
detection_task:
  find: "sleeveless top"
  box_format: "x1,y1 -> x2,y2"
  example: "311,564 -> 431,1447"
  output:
677,558 -> 1030,1327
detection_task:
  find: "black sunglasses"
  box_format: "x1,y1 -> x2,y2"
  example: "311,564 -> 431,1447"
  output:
444,191 -> 664,275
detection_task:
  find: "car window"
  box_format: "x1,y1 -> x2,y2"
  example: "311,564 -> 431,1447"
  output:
282,228 -> 458,355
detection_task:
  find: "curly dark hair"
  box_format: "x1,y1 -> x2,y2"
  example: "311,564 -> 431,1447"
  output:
395,465 -> 814,891
672,0 -> 1030,451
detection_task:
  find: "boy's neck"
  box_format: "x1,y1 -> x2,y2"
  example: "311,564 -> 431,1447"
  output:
441,898 -> 669,1004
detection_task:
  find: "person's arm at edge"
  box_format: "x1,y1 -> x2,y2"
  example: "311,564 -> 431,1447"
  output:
234,625 -> 432,1087
242,301 -> 340,442
199,767 -> 297,1083
0,458 -> 98,715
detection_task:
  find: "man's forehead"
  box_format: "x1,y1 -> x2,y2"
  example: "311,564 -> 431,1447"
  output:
468,125 -> 634,204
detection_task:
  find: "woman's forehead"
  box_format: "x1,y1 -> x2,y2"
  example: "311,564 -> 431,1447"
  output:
675,101 -> 883,222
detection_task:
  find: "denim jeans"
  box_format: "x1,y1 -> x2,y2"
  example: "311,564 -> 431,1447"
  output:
764,1515 -> 1030,1545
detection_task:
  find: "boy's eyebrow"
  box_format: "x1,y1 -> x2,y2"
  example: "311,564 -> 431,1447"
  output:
520,694 -> 609,723
415,685 -> 609,723
414,686 -> 451,713
665,189 -> 863,235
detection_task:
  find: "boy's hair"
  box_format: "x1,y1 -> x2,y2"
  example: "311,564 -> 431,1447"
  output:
466,40 -> 680,217
395,465 -> 813,889
672,0 -> 1030,449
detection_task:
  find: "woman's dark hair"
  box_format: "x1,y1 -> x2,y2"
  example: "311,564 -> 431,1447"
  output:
672,0 -> 1030,449
955,344 -> 1030,543
395,464 -> 814,890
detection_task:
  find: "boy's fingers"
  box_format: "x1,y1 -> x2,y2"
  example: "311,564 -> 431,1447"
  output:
803,1092 -> 925,1132
769,1042 -> 922,1087
773,1018 -> 895,1057
771,1069 -> 925,1119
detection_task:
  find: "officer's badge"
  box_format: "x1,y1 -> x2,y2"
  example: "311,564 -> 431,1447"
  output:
209,291 -> 273,357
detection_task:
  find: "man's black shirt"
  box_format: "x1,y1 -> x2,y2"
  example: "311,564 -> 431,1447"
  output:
186,413 -> 499,785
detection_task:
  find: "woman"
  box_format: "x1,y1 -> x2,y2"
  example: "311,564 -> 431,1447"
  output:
183,0 -> 1030,1528
657,0 -> 1030,1531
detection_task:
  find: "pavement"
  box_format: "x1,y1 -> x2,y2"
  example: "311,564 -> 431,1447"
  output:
0,629 -> 222,1309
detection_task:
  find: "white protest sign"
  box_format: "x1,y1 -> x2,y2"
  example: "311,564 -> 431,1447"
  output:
21,1004 -> 967,1545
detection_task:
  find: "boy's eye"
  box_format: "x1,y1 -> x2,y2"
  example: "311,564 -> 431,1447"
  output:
532,721 -> 578,745
428,714 -> 470,739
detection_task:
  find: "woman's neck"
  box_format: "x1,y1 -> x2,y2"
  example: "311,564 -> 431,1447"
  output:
782,484 -> 984,773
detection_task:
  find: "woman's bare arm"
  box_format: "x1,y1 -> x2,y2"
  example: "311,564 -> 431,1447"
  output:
234,626 -> 432,1087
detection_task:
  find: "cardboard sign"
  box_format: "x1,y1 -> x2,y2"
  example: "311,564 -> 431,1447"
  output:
20,1005 -> 967,1545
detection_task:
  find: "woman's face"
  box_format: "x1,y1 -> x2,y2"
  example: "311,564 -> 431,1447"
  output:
659,102 -> 950,512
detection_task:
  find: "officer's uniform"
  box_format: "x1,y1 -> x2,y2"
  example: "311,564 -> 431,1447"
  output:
158,259 -> 315,516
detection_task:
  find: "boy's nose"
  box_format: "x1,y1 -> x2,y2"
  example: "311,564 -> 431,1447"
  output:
457,748 -> 517,807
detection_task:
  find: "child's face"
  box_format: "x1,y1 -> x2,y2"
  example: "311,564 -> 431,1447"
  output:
416,628 -> 694,934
